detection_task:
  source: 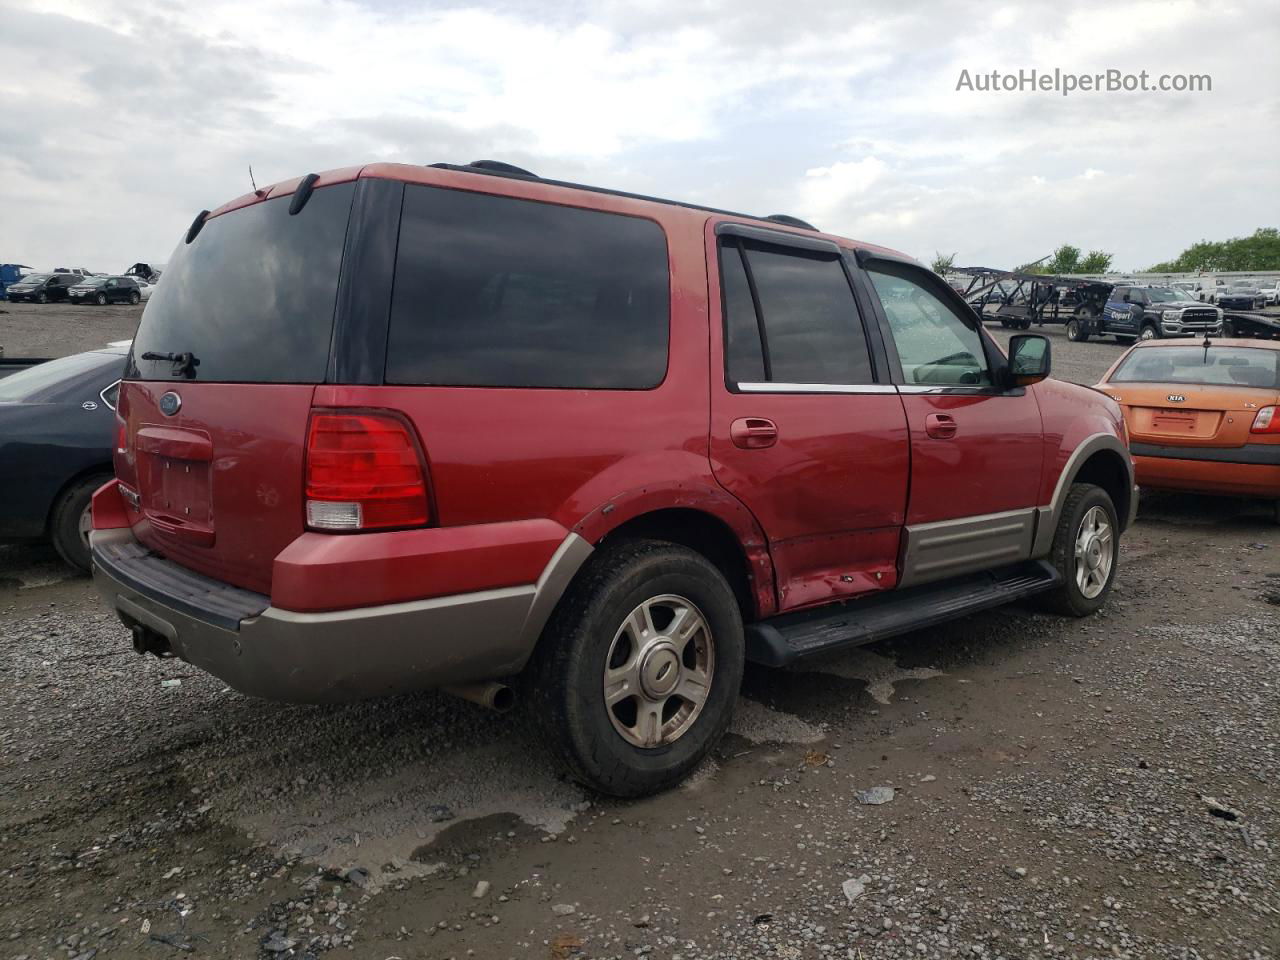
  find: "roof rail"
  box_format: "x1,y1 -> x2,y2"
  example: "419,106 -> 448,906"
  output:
426,160 -> 820,232
765,214 -> 818,231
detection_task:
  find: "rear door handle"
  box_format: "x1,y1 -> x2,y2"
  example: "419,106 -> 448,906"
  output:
925,413 -> 958,439
730,417 -> 778,449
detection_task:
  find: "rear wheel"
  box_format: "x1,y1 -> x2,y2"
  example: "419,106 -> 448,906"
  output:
129,290 -> 141,305
527,539 -> 744,797
1038,483 -> 1119,617
1066,319 -> 1090,342
50,472 -> 112,574
1139,324 -> 1158,341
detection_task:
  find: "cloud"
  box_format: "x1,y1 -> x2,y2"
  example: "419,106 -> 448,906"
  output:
0,0 -> 1276,272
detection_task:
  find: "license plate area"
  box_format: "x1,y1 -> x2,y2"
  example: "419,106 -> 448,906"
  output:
135,426 -> 216,546
1134,407 -> 1221,440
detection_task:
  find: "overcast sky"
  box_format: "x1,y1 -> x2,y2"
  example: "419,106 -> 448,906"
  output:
2,0 -> 1278,272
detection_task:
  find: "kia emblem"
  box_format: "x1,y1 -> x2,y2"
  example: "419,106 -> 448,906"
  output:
1167,394 -> 1185,403
159,391 -> 182,416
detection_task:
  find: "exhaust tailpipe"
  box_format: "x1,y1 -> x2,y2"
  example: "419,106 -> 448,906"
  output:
444,682 -> 515,714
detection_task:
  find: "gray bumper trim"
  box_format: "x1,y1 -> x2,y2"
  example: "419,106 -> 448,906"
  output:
1131,442 -> 1280,466
90,529 -> 596,703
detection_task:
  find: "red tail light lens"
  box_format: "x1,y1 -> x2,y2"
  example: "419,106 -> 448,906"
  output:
305,411 -> 430,531
1251,406 -> 1280,433
114,416 -> 127,454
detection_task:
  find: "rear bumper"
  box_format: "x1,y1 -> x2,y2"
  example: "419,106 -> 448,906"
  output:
1133,444 -> 1280,497
91,526 -> 591,703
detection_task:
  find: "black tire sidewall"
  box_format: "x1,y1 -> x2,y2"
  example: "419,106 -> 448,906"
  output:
1067,320 -> 1080,340
540,544 -> 744,796
51,474 -> 110,573
1048,484 -> 1119,616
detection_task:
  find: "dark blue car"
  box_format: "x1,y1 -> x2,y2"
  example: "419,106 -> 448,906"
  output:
0,342 -> 127,571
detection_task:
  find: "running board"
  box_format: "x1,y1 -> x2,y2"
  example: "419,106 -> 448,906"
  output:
745,560 -> 1060,667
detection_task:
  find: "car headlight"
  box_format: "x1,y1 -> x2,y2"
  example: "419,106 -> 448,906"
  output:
1162,309 -> 1182,320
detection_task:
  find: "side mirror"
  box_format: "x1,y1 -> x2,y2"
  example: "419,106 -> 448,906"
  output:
1006,334 -> 1051,388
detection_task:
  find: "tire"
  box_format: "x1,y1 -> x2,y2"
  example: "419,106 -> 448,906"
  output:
526,539 -> 745,797
1139,324 -> 1158,341
37,291 -> 48,304
1038,483 -> 1119,617
50,472 -> 112,574
1116,336 -> 1137,345
1222,320 -> 1235,338
96,293 -> 107,305
1066,319 -> 1089,342
129,291 -> 141,305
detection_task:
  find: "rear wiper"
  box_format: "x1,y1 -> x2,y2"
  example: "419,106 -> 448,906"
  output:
141,350 -> 200,378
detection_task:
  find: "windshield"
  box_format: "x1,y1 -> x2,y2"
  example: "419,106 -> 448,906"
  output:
0,352 -> 118,403
76,277 -> 106,286
1145,287 -> 1184,302
1110,346 -> 1279,389
19,274 -> 51,284
128,183 -> 354,383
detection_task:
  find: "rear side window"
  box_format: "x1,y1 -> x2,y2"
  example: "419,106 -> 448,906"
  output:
128,182 -> 355,383
385,186 -> 669,389
719,237 -> 873,386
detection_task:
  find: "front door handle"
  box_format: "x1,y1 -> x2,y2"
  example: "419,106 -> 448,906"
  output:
925,413 -> 958,439
730,417 -> 778,449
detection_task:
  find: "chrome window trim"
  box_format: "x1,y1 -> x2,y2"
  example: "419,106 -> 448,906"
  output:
734,381 -> 898,395
100,379 -> 121,411
896,384 -> 999,396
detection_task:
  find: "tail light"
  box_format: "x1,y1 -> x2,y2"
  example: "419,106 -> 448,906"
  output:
305,410 -> 431,531
114,416 -> 127,454
1251,406 -> 1280,434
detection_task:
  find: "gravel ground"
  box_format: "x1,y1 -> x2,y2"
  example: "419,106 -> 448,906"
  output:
0,301 -> 142,359
1,306 -> 1278,960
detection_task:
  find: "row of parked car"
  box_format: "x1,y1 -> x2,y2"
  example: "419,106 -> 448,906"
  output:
1173,278 -> 1279,309
4,272 -> 154,304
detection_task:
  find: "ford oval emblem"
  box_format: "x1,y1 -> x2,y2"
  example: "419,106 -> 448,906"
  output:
81,400 -> 98,411
159,391 -> 182,416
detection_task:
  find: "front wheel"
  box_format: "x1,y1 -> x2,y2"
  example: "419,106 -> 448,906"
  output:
50,472 -> 112,574
1139,324 -> 1158,341
1066,319 -> 1090,342
37,291 -> 48,304
96,293 -> 107,305
1038,483 -> 1119,617
527,539 -> 745,797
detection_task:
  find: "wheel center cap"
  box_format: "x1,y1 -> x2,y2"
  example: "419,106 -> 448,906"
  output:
1085,538 -> 1103,569
639,642 -> 681,698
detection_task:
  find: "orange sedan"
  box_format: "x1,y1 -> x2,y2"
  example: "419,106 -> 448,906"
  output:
1095,338 -> 1280,520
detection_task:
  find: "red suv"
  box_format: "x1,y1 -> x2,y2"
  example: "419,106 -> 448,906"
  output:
91,161 -> 1136,796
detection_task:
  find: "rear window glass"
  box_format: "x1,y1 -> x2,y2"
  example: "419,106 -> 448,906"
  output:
385,186 -> 669,389
127,183 -> 355,383
0,352 -> 120,403
1110,346 -> 1279,388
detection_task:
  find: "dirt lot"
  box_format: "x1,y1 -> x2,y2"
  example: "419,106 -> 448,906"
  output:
0,301 -> 142,359
1,313 -> 1278,960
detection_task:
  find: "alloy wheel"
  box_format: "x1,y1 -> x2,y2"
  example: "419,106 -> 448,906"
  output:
603,594 -> 714,749
1074,505 -> 1114,599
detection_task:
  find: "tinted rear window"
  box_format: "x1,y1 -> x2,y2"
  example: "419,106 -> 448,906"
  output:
0,352 -> 121,403
1111,346 -> 1279,388
385,186 -> 669,389
127,183 -> 354,383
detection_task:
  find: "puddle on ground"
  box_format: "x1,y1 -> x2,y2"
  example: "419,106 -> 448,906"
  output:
803,648 -> 944,704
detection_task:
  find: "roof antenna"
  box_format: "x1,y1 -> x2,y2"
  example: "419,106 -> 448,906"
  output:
249,164 -> 265,198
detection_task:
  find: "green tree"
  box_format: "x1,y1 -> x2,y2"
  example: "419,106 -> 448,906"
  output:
1145,228 -> 1280,272
1078,249 -> 1113,273
1044,244 -> 1081,275
931,252 -> 957,275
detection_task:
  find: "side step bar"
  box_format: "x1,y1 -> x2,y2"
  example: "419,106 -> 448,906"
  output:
745,561 -> 1060,667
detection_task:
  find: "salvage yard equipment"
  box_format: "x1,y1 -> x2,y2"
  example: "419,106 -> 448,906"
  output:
951,266 -> 1114,334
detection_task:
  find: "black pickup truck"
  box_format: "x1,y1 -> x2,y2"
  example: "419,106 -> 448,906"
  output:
1072,285 -> 1223,343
